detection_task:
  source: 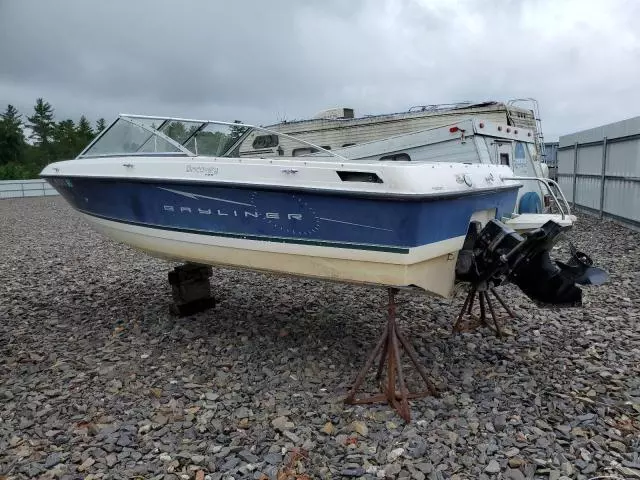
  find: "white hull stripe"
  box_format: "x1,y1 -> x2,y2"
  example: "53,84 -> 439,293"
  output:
77,208 -> 413,253
79,212 -> 467,264
80,213 -> 464,297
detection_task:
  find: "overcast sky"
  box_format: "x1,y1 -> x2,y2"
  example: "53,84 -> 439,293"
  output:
1,0 -> 639,140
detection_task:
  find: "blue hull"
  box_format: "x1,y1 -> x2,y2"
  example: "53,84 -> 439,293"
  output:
47,178 -> 518,253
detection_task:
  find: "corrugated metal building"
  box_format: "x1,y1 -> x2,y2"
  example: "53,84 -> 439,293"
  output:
557,116 -> 640,230
544,141 -> 559,180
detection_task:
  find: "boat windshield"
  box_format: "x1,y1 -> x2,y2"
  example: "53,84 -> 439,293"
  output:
77,115 -> 345,160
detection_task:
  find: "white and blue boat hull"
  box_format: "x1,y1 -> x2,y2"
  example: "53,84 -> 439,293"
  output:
47,176 -> 518,297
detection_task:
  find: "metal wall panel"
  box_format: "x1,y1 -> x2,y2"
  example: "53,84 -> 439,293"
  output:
544,142 -> 558,166
559,126 -> 604,147
557,175 -> 574,202
575,176 -> 602,210
558,116 -> 640,229
559,116 -> 640,146
606,139 -> 640,177
557,149 -> 574,174
576,144 -> 603,175
601,116 -> 640,141
604,179 -> 640,222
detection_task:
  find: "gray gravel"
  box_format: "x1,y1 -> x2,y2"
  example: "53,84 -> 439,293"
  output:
1,196 -> 639,480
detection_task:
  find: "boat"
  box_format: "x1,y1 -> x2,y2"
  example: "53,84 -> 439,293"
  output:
41,113 -> 608,422
40,114 -> 597,303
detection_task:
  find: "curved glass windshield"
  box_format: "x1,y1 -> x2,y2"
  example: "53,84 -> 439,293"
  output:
82,118 -> 182,156
184,123 -> 250,157
77,115 -> 344,160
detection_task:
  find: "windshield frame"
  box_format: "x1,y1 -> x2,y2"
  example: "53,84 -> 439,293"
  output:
76,114 -> 347,160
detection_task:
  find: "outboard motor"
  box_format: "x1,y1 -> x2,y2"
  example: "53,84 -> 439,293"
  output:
455,219 -> 608,307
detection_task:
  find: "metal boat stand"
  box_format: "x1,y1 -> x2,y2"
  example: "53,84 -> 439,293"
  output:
168,264 -> 216,317
452,284 -> 517,338
344,288 -> 438,423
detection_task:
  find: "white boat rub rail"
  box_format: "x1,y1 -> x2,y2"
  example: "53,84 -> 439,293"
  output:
42,158 -> 522,199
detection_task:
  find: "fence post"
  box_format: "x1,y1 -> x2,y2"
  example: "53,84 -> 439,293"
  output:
599,136 -> 608,219
21,183 -> 25,198
572,141 -> 578,208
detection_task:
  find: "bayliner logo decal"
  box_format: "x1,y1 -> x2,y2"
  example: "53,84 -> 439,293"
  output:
158,187 -> 393,234
186,165 -> 219,176
162,204 -> 302,221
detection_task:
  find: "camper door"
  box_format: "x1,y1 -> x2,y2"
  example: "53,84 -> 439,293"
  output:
492,140 -> 545,213
494,141 -> 512,168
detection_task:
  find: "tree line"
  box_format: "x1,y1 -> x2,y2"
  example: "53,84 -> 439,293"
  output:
0,98 -> 105,180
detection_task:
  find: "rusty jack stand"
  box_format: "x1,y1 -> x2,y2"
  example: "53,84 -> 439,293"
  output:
344,288 -> 438,423
452,284 -> 517,338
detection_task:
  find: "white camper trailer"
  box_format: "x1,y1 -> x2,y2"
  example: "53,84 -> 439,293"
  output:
238,100 -> 557,216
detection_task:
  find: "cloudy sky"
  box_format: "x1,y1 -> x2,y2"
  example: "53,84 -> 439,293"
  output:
1,0 -> 639,140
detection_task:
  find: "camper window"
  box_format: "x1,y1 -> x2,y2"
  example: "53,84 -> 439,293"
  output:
380,153 -> 411,162
292,147 -> 318,156
252,134 -> 279,149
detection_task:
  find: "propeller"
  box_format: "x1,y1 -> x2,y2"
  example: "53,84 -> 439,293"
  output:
555,242 -> 609,286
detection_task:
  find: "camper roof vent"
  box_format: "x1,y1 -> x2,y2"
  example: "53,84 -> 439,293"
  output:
313,108 -> 354,120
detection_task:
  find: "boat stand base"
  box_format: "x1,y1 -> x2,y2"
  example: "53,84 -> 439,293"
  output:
452,285 -> 516,338
344,288 -> 438,423
168,264 -> 215,317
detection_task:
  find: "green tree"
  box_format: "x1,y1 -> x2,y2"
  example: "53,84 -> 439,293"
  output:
229,120 -> 246,143
27,98 -> 55,148
0,104 -> 25,165
222,120 -> 248,155
96,118 -> 106,133
164,121 -> 188,142
0,98 -> 117,179
76,115 -> 94,150
52,119 -> 77,159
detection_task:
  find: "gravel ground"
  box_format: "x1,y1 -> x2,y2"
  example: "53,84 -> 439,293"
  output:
1,196 -> 639,480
